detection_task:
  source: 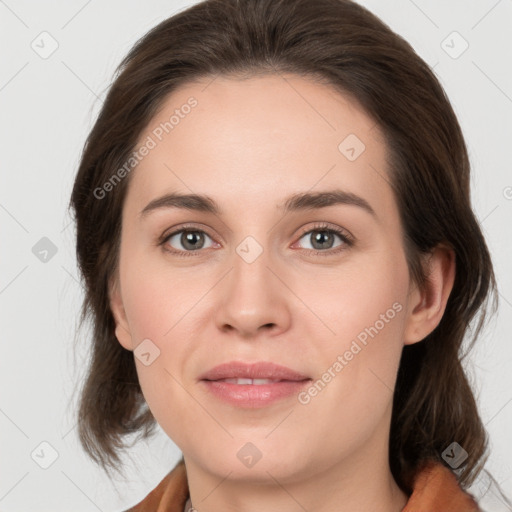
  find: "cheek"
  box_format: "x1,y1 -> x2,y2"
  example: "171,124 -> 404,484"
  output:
117,251 -> 208,412
121,268 -> 191,433
291,277 -> 408,461
315,245 -> 408,344
302,246 -> 409,401
119,250 -> 203,342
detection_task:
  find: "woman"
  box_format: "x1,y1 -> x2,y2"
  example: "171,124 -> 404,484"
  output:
69,0 -> 511,510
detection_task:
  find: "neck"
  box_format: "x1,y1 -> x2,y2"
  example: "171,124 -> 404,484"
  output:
183,424 -> 408,512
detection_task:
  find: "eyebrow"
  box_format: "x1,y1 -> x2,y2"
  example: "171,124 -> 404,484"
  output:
139,189 -> 377,219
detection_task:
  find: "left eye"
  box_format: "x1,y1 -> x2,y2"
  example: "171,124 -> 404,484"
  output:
296,228 -> 348,251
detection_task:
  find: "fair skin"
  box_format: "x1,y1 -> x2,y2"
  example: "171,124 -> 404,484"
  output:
109,73 -> 455,512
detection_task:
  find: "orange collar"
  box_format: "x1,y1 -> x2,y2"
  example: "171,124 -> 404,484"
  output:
402,460 -> 480,511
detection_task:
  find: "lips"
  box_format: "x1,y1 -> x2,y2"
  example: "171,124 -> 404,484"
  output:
199,361 -> 312,408
199,361 -> 311,382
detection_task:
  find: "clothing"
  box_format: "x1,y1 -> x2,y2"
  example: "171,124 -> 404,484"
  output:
124,458 -> 481,511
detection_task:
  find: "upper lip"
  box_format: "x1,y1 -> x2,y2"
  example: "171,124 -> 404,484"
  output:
199,361 -> 311,381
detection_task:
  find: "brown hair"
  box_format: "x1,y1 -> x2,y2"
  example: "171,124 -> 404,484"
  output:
69,0 -> 501,497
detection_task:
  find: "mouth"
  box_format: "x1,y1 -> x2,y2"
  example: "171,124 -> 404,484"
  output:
199,360 -> 311,381
199,361 -> 312,408
208,378 -> 304,385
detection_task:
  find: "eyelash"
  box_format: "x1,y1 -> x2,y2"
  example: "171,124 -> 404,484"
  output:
158,222 -> 354,258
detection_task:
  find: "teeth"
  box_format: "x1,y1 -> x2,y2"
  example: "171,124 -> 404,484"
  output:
220,378 -> 277,385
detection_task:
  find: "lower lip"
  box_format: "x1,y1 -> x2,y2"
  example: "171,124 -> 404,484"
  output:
201,379 -> 311,408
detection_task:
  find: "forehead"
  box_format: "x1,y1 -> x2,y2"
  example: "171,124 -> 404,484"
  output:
125,73 -> 395,222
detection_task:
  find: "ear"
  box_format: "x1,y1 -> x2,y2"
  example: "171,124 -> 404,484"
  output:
403,244 -> 456,345
109,275 -> 134,351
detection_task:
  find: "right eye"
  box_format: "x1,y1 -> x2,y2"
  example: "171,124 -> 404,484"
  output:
161,228 -> 216,256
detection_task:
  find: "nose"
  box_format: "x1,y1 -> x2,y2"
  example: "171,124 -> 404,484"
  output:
213,240 -> 292,339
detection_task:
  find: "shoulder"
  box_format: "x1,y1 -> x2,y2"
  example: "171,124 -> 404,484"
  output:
124,458 -> 189,512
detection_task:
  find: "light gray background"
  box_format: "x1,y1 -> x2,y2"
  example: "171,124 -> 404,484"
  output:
1,0 -> 511,510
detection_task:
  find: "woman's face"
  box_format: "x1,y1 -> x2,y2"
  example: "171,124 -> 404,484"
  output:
110,73 -> 424,482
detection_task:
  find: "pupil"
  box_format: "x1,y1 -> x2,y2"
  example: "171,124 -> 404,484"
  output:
313,231 -> 333,250
183,231 -> 203,250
